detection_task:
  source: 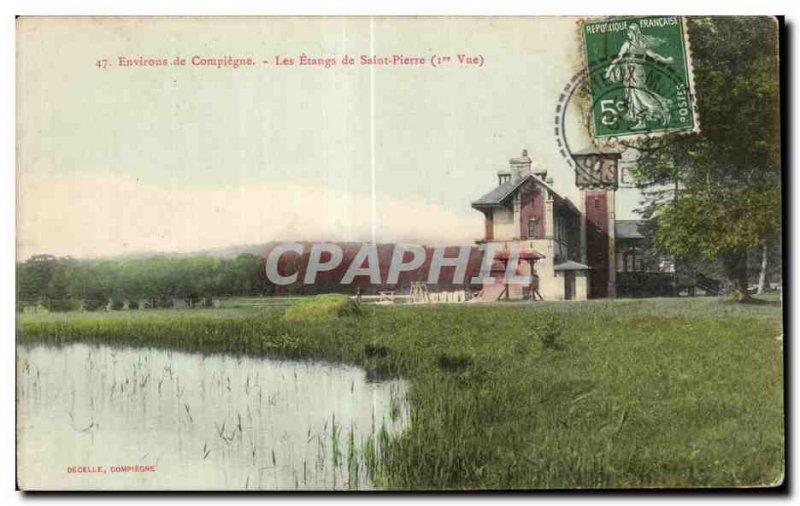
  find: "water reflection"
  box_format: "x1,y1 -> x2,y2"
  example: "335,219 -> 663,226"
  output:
17,343 -> 407,490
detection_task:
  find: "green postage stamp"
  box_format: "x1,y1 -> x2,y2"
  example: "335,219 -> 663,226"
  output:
582,16 -> 698,139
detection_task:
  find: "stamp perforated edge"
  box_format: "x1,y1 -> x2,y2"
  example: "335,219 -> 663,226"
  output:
575,15 -> 702,148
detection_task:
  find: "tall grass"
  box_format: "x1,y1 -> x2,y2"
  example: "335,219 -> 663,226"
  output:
17,297 -> 784,489
282,294 -> 361,322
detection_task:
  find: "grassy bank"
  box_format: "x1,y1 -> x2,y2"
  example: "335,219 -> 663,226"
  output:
17,297 -> 784,489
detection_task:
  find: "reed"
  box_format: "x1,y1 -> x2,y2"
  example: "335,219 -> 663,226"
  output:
18,296 -> 784,489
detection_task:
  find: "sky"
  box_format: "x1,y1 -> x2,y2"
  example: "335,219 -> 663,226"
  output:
16,16 -> 644,260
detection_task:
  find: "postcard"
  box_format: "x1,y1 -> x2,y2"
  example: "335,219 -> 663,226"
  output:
15,15 -> 784,491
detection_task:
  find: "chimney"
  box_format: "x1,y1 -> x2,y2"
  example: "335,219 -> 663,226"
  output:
509,149 -> 532,181
497,168 -> 511,185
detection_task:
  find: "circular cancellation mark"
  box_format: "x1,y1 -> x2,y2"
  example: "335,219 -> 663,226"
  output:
555,55 -> 698,172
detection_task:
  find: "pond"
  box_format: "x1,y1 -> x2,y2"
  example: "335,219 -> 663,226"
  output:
16,343 -> 408,490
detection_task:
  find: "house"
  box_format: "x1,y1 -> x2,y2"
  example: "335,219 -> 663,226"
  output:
471,149 -> 697,301
471,149 -> 590,301
614,219 -> 678,298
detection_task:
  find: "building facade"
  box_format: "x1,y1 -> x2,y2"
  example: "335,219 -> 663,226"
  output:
471,149 -> 674,301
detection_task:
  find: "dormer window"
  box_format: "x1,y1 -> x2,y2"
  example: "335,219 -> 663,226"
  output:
498,173 -> 511,185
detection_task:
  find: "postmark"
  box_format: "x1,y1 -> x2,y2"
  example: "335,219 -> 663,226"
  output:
554,17 -> 700,187
554,57 -> 693,185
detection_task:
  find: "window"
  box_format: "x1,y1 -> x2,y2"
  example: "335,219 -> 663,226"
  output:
622,246 -> 646,273
528,219 -> 539,239
556,217 -> 567,244
625,251 -> 636,272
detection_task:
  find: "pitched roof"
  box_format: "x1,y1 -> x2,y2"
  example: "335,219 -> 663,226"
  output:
471,176 -> 529,208
615,220 -> 650,239
554,260 -> 590,271
471,174 -> 580,216
494,249 -> 546,260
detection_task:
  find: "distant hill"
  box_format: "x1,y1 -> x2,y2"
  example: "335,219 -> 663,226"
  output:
18,241 -> 488,301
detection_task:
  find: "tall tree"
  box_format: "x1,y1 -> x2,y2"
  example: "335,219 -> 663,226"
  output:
631,17 -> 781,301
16,255 -> 57,307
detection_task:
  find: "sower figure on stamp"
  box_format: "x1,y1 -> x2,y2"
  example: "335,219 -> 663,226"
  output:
604,23 -> 674,130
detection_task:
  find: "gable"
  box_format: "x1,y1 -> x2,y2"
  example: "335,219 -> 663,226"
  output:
471,175 -> 551,210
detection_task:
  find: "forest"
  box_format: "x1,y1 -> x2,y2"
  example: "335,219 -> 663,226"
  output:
16,253 -> 268,311
16,243 -> 487,311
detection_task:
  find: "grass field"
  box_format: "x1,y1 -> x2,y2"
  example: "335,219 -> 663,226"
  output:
17,295 -> 784,489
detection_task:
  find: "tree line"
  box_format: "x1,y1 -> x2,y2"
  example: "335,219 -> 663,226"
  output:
16,244 -> 486,312
633,17 -> 782,301
16,253 -> 268,311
